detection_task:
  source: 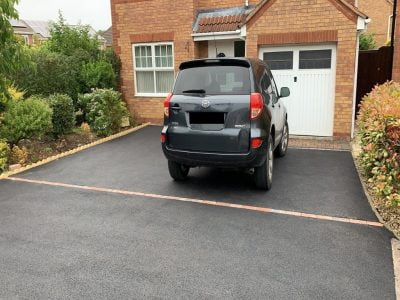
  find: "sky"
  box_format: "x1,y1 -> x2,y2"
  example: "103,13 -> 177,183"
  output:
16,0 -> 112,31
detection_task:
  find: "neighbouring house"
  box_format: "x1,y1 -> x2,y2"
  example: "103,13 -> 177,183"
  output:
358,0 -> 394,46
100,26 -> 113,48
23,20 -> 52,43
111,0 -> 373,139
10,19 -> 36,45
393,3 -> 400,81
11,19 -> 106,47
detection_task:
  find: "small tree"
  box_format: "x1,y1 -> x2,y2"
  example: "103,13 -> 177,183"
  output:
46,12 -> 100,63
0,0 -> 28,102
359,33 -> 377,50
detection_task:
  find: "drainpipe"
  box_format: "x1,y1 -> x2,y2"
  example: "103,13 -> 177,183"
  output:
351,31 -> 361,139
390,0 -> 398,80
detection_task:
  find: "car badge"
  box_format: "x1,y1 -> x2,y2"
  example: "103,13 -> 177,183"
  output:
201,99 -> 210,109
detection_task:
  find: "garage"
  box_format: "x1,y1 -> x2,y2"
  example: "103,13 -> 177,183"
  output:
259,44 -> 336,137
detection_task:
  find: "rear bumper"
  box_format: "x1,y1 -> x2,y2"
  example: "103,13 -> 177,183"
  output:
162,143 -> 267,168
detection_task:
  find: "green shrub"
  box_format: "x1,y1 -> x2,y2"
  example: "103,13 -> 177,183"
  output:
0,97 -> 53,144
358,82 -> 400,207
46,13 -> 100,63
359,33 -> 377,50
81,60 -> 117,90
102,48 -> 121,78
84,89 -> 129,137
0,140 -> 10,172
46,94 -> 75,136
10,48 -> 81,102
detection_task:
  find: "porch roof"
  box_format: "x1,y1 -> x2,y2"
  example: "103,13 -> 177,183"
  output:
193,6 -> 255,34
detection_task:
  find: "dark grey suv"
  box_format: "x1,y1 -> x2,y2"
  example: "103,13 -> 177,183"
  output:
161,58 -> 290,190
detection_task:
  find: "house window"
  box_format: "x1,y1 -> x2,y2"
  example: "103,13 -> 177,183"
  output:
133,43 -> 174,96
21,35 -> 29,44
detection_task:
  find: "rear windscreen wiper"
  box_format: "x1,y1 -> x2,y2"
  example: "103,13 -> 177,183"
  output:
182,89 -> 206,94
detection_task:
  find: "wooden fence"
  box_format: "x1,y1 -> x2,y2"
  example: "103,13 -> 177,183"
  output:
356,46 -> 393,116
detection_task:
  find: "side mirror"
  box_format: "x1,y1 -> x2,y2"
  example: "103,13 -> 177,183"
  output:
280,87 -> 290,98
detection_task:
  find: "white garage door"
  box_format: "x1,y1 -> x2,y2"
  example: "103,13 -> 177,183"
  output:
259,44 -> 336,136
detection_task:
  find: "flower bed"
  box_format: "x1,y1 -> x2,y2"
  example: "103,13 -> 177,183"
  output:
357,82 -> 400,236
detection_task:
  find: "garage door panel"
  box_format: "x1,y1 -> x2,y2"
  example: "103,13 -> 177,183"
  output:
260,45 -> 336,137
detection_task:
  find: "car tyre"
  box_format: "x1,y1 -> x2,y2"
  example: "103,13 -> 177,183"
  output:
168,160 -> 190,181
254,136 -> 273,190
275,121 -> 289,157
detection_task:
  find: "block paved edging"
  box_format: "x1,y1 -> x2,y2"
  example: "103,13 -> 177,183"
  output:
393,239 -> 400,300
0,123 -> 150,180
350,139 -> 400,240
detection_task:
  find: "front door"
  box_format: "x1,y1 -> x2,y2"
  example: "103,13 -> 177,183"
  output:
259,44 -> 336,137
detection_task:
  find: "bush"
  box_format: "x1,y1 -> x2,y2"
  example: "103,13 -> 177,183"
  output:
84,89 -> 129,137
0,140 -> 10,172
359,33 -> 377,50
10,48 -> 81,102
46,13 -> 100,63
358,82 -> 400,207
46,94 -> 75,136
102,48 -> 121,78
81,60 -> 117,90
0,97 -> 53,144
10,145 -> 28,165
0,84 -> 25,113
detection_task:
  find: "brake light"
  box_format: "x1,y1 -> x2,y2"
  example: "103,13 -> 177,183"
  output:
251,138 -> 263,149
250,93 -> 263,120
164,93 -> 173,117
161,133 -> 166,143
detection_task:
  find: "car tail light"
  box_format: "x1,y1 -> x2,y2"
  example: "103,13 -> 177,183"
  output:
161,133 -> 166,143
250,93 -> 263,120
251,138 -> 263,149
164,93 -> 173,117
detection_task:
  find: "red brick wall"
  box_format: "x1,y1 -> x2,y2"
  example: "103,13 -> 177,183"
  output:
393,3 -> 400,81
246,0 -> 359,138
111,0 -> 201,124
358,0 -> 393,46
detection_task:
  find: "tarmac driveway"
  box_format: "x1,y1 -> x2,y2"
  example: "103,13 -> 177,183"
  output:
0,125 -> 396,299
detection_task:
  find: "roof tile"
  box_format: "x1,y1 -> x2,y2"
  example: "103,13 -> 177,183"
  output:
195,13 -> 245,33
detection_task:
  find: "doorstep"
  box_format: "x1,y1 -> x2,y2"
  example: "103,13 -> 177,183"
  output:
289,136 -> 350,151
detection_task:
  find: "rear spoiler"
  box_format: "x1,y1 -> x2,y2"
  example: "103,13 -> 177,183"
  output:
179,58 -> 251,70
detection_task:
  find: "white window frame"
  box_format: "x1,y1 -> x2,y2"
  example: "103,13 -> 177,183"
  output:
21,34 -> 29,44
132,42 -> 174,97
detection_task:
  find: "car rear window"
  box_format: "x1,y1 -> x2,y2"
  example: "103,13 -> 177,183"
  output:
174,66 -> 251,95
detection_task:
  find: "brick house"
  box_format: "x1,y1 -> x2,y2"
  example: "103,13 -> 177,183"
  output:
111,0 -> 371,139
358,0 -> 393,46
10,19 -> 36,45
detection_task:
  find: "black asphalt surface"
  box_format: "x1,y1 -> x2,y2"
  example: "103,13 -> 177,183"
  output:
0,125 -> 395,299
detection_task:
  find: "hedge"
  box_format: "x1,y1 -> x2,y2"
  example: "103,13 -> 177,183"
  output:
358,82 -> 400,207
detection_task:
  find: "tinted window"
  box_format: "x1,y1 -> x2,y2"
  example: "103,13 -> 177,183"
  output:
174,66 -> 251,95
263,51 -> 293,70
299,50 -> 332,69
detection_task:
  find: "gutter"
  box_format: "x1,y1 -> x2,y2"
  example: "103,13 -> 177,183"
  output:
191,30 -> 241,37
